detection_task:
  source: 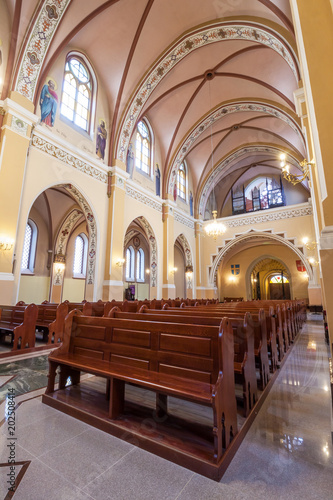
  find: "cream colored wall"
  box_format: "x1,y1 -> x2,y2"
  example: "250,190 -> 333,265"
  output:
18,276 -> 50,304
218,245 -> 309,301
14,144 -> 109,303
62,278 -> 85,302
174,245 -> 185,299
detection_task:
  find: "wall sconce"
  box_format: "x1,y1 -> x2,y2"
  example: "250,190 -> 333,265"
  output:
146,269 -> 150,275
116,258 -> 125,268
0,238 -> 14,251
279,153 -> 315,185
170,267 -> 177,275
54,252 -> 66,273
302,237 -> 317,251
185,265 -> 193,280
308,257 -> 319,267
54,262 -> 65,273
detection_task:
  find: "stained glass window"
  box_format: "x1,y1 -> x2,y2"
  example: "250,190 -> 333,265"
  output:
270,275 -> 289,284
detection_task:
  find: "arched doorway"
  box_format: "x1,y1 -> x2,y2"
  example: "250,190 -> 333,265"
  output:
174,241 -> 185,299
18,184 -> 97,304
249,258 -> 291,300
123,221 -> 150,300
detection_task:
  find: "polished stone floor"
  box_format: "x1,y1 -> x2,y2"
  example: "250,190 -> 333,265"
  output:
0,316 -> 332,499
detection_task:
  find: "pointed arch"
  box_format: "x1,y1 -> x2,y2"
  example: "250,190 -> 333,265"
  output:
63,184 -> 97,286
128,216 -> 158,288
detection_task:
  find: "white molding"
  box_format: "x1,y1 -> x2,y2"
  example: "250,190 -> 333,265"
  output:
33,125 -> 108,175
32,127 -> 108,183
217,202 -> 312,228
162,284 -> 176,289
294,87 -> 306,119
2,97 -> 39,126
320,226 -> 333,250
0,273 -> 14,281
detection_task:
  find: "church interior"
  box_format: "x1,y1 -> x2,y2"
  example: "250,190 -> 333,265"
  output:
0,0 -> 333,498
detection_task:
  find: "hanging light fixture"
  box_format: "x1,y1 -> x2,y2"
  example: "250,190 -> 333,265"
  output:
204,74 -> 227,240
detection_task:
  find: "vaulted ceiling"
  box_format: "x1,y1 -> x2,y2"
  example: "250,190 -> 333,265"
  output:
4,0 -> 307,217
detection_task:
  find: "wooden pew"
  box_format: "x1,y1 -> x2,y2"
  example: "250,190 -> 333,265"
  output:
160,302 -> 279,373
108,306 -> 259,415
0,303 -> 38,350
195,302 -> 286,363
47,302 -> 69,344
43,311 -> 237,480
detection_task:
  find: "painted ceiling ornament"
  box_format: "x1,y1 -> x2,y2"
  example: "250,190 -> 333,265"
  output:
15,0 -> 71,101
117,22 -> 299,162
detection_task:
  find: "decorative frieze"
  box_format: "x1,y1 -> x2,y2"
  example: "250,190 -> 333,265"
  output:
126,185 -> 162,212
32,135 -> 108,183
15,0 -> 71,101
174,212 -> 195,229
223,205 -> 313,228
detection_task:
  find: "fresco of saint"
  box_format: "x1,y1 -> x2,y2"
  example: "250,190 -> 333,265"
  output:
40,78 -> 58,127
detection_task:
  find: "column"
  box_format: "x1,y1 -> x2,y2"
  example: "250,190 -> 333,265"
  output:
102,166 -> 128,301
291,0 -> 333,350
162,201 -> 176,299
0,93 -> 38,304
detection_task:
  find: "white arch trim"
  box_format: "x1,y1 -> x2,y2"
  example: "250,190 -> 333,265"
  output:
198,144 -> 302,216
116,21 -> 300,162
168,101 -> 304,197
209,230 -> 313,286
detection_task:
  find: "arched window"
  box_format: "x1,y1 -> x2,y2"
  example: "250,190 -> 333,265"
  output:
136,248 -> 145,282
177,163 -> 186,200
73,233 -> 88,278
61,55 -> 93,132
270,275 -> 289,284
21,219 -> 38,273
135,120 -> 151,175
125,246 -> 135,281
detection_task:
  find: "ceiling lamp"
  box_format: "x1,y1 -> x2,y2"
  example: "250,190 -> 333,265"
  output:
204,76 -> 227,240
279,153 -> 315,185
204,210 -> 226,240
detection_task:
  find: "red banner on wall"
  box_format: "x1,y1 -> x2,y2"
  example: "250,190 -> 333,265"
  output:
296,260 -> 306,272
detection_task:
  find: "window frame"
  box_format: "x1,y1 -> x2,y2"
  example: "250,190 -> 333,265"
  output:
125,246 -> 135,281
177,161 -> 189,203
134,119 -> 154,178
125,245 -> 146,283
21,219 -> 38,275
72,233 -> 88,279
60,52 -> 97,137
